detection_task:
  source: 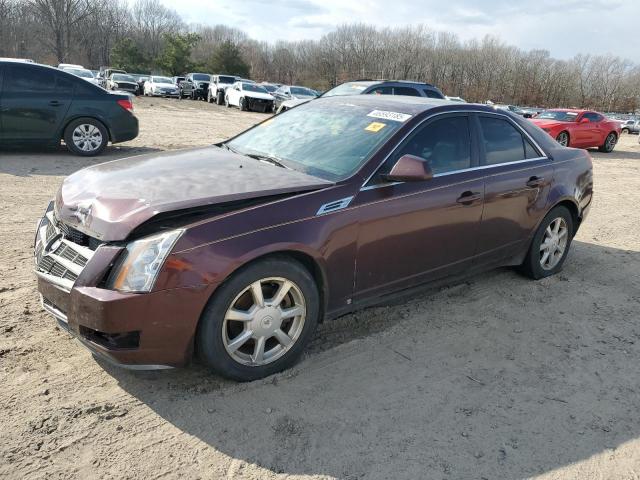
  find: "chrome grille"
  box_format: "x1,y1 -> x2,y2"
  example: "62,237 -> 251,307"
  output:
34,209 -> 95,291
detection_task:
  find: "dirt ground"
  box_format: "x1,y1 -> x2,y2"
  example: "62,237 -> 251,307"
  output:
1,97 -> 640,480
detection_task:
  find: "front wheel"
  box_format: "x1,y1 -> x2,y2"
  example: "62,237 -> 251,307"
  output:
196,257 -> 320,381
63,118 -> 109,157
621,128 -> 629,134
239,97 -> 247,111
555,131 -> 569,147
519,205 -> 574,280
216,91 -> 224,105
599,132 -> 617,153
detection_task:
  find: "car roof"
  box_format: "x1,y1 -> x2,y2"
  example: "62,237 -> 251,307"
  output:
313,94 -> 503,116
344,79 -> 438,88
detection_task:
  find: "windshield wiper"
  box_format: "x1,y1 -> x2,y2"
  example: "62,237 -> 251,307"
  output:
244,153 -> 290,170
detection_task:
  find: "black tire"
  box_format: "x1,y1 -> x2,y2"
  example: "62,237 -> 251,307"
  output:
196,257 -> 320,381
519,205 -> 574,280
621,128 -> 629,134
598,132 -> 617,153
216,91 -> 224,105
63,117 -> 109,157
239,97 -> 247,111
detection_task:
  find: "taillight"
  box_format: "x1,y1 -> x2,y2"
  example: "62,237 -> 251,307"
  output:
117,98 -> 134,112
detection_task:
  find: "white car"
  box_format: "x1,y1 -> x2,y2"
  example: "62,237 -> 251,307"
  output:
58,63 -> 84,70
225,81 -> 275,112
144,75 -> 179,97
62,67 -> 101,86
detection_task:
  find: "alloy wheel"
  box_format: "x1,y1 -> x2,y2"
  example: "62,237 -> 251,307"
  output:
72,124 -> 103,152
222,277 -> 306,366
539,217 -> 568,270
556,132 -> 569,147
605,133 -> 616,151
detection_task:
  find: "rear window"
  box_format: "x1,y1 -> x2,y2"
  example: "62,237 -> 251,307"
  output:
423,88 -> 445,99
219,76 -> 236,83
192,73 -> 210,81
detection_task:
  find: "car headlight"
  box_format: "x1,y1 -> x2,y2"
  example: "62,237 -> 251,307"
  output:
108,229 -> 183,293
114,82 -> 119,88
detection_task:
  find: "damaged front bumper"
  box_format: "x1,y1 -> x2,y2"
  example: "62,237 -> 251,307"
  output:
34,208 -> 206,370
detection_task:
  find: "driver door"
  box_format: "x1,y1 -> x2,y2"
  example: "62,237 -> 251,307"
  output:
352,114 -> 485,301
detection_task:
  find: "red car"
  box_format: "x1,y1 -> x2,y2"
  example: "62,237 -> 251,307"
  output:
530,109 -> 620,152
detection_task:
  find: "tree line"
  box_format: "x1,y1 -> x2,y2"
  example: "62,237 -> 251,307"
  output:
1,0 -> 638,112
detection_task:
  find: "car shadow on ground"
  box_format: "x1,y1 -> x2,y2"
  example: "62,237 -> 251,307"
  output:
100,240 -> 640,479
0,145 -> 162,177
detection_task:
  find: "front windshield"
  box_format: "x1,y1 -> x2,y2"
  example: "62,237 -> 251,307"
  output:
112,74 -> 136,82
67,69 -> 93,78
226,100 -> 407,181
153,76 -> 173,84
243,83 -> 268,93
322,82 -> 374,97
536,110 -> 579,122
261,84 -> 276,92
192,73 -> 210,81
291,86 -> 315,96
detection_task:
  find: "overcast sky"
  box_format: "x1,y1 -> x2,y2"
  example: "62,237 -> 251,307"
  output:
161,0 -> 640,63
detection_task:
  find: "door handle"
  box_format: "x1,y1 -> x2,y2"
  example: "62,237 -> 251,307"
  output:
456,191 -> 481,205
49,100 -> 62,107
526,176 -> 545,188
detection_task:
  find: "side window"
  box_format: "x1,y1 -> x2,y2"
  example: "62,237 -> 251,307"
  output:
479,116 -> 539,165
368,86 -> 392,95
393,86 -> 420,97
6,65 -> 55,93
54,73 -> 75,96
376,116 -> 471,180
424,88 -> 444,99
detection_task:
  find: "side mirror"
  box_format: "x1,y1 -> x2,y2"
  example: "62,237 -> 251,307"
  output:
381,154 -> 433,182
580,118 -> 590,124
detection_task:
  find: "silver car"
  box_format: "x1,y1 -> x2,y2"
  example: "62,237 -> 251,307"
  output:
620,119 -> 640,134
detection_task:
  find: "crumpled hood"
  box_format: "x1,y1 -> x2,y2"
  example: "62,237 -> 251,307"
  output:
56,146 -> 332,241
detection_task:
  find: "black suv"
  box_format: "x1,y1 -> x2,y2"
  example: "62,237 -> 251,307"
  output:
324,80 -> 445,98
276,79 -> 446,113
179,73 -> 211,100
0,61 -> 138,156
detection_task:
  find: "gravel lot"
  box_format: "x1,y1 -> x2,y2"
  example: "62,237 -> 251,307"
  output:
1,97 -> 640,480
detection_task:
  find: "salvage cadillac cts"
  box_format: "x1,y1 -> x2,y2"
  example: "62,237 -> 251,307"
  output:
35,96 -> 593,381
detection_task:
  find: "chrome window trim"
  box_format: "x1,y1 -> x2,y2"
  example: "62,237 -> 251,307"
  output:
360,109 -> 549,191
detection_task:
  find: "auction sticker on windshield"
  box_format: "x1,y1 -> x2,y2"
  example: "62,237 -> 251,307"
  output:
367,110 -> 412,122
365,122 -> 386,132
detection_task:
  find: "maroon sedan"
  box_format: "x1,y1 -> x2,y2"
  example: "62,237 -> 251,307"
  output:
35,97 -> 593,381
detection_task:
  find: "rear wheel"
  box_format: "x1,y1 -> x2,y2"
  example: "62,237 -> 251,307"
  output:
196,257 -> 320,381
519,205 -> 574,279
555,131 -> 569,147
239,97 -> 248,111
621,128 -> 629,134
216,91 -> 224,105
63,118 -> 108,157
599,132 -> 617,153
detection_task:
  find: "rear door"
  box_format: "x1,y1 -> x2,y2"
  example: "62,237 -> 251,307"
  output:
474,113 -> 554,266
1,64 -> 73,143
